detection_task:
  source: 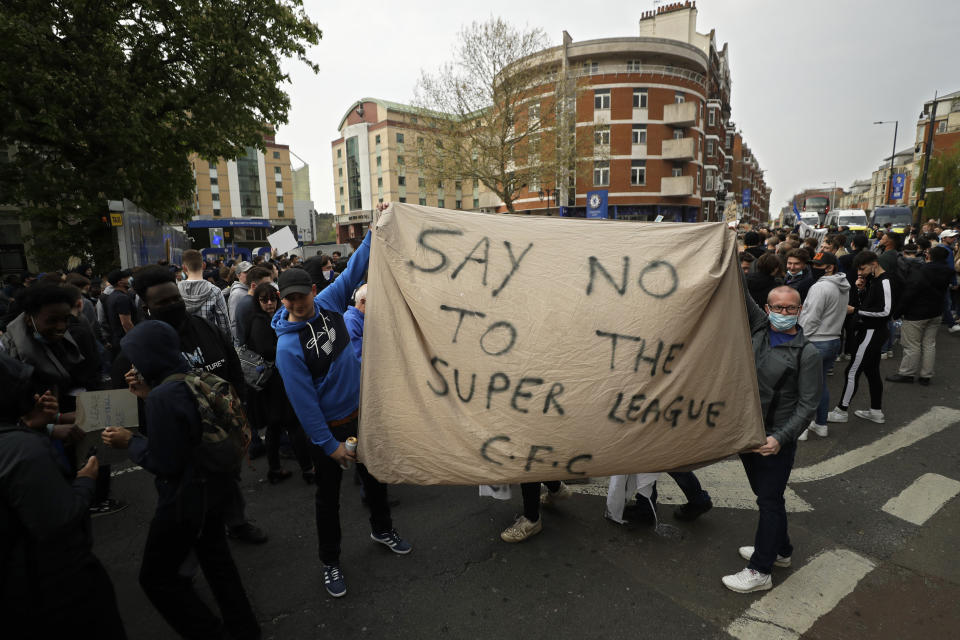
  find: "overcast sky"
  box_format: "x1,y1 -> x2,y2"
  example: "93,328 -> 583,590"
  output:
277,0 -> 959,216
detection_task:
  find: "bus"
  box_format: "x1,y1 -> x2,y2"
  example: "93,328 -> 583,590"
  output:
803,195 -> 830,226
871,206 -> 913,232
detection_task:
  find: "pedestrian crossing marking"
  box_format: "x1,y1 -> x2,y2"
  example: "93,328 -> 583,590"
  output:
881,473 -> 960,526
727,549 -> 876,640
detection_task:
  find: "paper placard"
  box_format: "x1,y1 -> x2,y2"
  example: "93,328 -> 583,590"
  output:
76,389 -> 139,433
267,225 -> 299,256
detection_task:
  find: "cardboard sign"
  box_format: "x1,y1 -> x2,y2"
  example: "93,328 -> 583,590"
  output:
76,390 -> 139,433
358,203 -> 766,485
267,225 -> 299,256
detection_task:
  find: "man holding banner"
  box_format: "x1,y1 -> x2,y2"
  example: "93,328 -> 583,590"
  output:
722,286 -> 820,593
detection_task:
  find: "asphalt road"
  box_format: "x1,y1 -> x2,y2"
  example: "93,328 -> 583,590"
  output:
94,327 -> 960,640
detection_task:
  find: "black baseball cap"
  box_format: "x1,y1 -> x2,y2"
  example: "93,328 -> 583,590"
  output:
277,268 -> 313,299
811,252 -> 838,268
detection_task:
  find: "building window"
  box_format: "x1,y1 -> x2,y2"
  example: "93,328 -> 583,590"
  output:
455,199 -> 462,209
345,136 -> 363,210
341,204 -> 345,213
399,197 -> 406,203
273,151 -> 280,159
529,102 -> 540,123
411,116 -> 418,124
375,134 -> 381,145
210,176 -> 218,185
339,186 -> 343,195
631,160 -> 646,186
418,177 -> 426,188
593,161 -> 609,186
376,156 -> 381,167
725,133 -> 732,149
213,209 -> 221,217
396,133 -> 405,144
594,89 -> 610,110
725,158 -> 732,172
377,177 -> 383,187
631,124 -> 647,145
626,59 -> 641,72
398,176 -> 406,186
438,199 -> 445,208
708,110 -> 716,126
419,197 -> 427,206
672,166 -> 683,177
707,140 -> 714,156
397,155 -> 405,165
473,198 -> 479,208
595,125 -> 610,145
337,149 -> 341,158
937,119 -> 947,133
212,193 -> 219,201
278,209 -> 284,217
674,92 -> 685,104
706,170 -> 715,191
455,180 -> 462,192
673,129 -> 684,140
582,61 -> 598,74
633,89 -> 648,108
338,167 -> 342,176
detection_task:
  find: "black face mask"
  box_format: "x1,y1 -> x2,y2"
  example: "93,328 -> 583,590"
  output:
148,301 -> 188,329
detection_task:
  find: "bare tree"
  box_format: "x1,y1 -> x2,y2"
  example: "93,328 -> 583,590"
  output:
415,17 -> 595,213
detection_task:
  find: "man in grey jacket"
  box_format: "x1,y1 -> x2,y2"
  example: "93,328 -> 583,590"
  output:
178,249 -> 230,334
722,286 -> 821,594
796,252 -> 851,440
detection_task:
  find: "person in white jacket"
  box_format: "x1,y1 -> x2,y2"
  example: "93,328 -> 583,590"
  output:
796,252 -> 851,440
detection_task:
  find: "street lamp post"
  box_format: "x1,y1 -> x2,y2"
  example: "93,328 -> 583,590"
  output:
873,120 -> 898,204
822,180 -> 837,222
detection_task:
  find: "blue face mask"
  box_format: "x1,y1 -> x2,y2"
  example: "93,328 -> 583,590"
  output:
768,312 -> 798,331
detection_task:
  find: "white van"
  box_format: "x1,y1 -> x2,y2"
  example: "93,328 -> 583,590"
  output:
799,211 -> 820,227
826,209 -> 869,230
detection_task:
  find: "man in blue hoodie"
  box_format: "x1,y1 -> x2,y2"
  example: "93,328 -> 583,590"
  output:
102,321 -> 260,639
273,230 -> 411,599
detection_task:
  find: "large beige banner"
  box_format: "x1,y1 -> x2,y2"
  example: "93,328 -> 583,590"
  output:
359,203 -> 765,485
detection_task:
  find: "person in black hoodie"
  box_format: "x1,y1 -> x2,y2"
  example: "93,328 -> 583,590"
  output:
746,253 -> 784,307
828,251 -> 895,425
0,353 -> 126,639
887,246 -> 954,385
245,282 -> 313,483
112,265 -> 267,544
102,321 -> 260,640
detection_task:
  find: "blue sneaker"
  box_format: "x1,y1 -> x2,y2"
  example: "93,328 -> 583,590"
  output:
322,563 -> 346,598
370,529 -> 412,554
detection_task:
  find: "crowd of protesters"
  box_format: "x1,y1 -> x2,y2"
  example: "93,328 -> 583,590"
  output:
2,209 -> 959,637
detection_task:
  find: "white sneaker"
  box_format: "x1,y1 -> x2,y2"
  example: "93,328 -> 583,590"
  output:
722,567 -> 772,593
540,482 -> 572,506
808,422 -> 828,437
500,515 -> 542,543
827,408 -> 848,423
797,429 -> 809,441
854,409 -> 885,424
949,324 -> 960,334
880,351 -> 893,359
738,546 -> 791,568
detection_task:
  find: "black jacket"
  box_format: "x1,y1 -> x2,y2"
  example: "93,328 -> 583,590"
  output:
895,261 -> 953,321
746,271 -> 781,307
246,307 -> 296,428
0,422 -> 96,600
854,272 -> 895,329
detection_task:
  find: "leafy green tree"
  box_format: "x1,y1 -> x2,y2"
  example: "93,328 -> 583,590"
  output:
915,144 -> 960,224
0,0 -> 321,269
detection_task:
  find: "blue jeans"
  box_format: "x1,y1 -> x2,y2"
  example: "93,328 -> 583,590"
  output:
944,291 -> 957,326
810,339 -> 840,425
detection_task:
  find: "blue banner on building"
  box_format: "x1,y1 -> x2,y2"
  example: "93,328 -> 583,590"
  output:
586,190 -> 609,219
891,173 -> 906,200
742,188 -> 751,208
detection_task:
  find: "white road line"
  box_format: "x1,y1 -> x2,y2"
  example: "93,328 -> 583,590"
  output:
726,549 -> 876,640
791,406 -> 960,483
881,473 -> 960,526
572,463 -> 813,512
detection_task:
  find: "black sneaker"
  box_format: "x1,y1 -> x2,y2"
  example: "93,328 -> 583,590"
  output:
370,529 -> 412,554
322,563 -> 347,598
227,522 -> 268,544
673,500 -> 713,521
89,498 -> 129,518
885,374 -> 914,383
918,377 -> 931,386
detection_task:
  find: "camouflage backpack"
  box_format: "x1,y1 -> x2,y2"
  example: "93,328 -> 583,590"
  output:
162,371 -> 251,474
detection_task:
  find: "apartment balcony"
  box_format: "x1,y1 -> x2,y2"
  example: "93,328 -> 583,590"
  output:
662,176 -> 694,196
661,137 -> 695,161
663,101 -> 697,127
